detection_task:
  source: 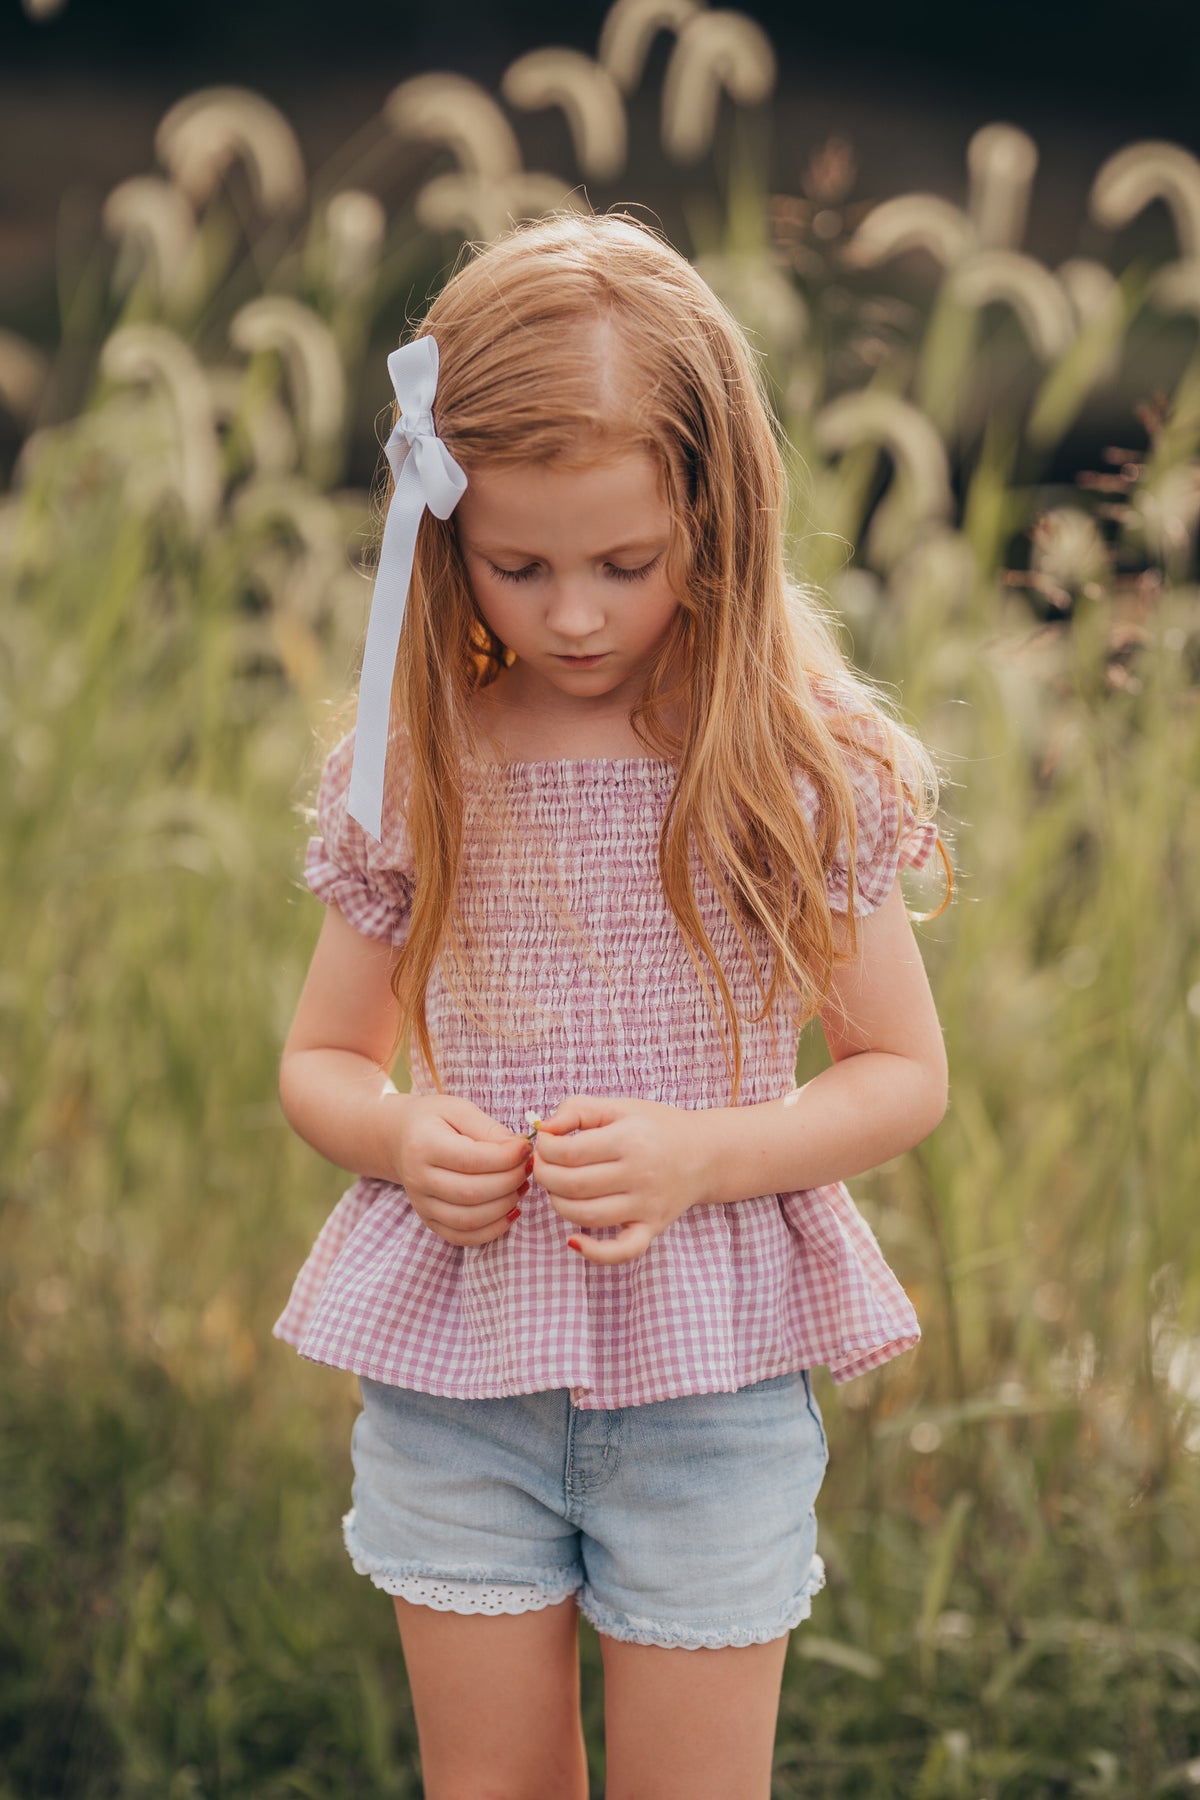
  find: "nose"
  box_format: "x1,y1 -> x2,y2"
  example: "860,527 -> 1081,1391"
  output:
544,578 -> 606,644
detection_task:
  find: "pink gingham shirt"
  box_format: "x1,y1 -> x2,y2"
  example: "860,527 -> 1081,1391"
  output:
272,702 -> 938,1408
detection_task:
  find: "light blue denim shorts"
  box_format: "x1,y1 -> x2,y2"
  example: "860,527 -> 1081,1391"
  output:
344,1372 -> 829,1650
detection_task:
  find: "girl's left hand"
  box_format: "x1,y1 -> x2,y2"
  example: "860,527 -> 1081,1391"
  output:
532,1095 -> 714,1265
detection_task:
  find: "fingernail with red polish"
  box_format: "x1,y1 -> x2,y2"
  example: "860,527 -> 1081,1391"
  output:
517,1180 -> 530,1196
507,1206 -> 522,1222
566,1237 -> 583,1254
525,1157 -> 534,1176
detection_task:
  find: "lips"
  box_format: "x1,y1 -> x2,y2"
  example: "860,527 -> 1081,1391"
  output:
556,653 -> 607,665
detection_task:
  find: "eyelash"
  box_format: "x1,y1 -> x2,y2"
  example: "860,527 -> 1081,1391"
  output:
488,556 -> 661,585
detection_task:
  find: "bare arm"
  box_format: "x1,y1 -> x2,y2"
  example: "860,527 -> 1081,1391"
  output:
528,879 -> 947,1265
278,904 -> 530,1244
278,905 -> 413,1179
694,878 -> 949,1205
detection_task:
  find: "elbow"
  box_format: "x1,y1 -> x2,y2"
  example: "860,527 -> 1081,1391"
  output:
278,1048 -> 304,1134
926,1083 -> 950,1139
918,1047 -> 950,1139
892,1036 -> 948,1145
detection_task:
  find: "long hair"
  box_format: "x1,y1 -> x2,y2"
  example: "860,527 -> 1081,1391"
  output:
364,208 -> 950,1101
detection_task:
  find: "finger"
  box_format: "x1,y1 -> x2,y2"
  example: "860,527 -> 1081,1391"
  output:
546,1192 -> 631,1228
534,1125 -> 623,1171
535,1157 -> 625,1203
440,1095 -> 528,1146
566,1223 -> 654,1266
426,1166 -> 528,1209
424,1167 -> 530,1208
538,1094 -> 622,1139
442,1097 -> 532,1152
434,1213 -> 517,1247
424,1193 -> 523,1237
430,1132 -> 531,1176
541,1174 -> 624,1216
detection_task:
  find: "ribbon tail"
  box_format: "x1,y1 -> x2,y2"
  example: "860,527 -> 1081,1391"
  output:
347,451 -> 426,841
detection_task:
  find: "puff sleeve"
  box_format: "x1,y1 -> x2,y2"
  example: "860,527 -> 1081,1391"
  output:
826,740 -> 940,917
303,731 -> 415,946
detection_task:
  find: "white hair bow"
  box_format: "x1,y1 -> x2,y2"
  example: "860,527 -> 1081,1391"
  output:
347,335 -> 468,841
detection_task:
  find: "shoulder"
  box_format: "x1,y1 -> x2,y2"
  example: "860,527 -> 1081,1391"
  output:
793,675 -> 940,916
301,729 -> 417,945
787,675 -> 884,814
805,671 -> 888,748
312,728 -> 415,875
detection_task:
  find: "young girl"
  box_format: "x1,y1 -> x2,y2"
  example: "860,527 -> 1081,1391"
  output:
273,209 -> 951,1800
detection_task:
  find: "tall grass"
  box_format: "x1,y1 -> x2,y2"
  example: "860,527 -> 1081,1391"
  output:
3,9 -> 1200,1793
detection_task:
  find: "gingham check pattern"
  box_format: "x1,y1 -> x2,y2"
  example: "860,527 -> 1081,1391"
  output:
273,706 -> 938,1408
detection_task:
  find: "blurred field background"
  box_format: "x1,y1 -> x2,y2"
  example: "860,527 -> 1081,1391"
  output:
3,0 -> 1200,1794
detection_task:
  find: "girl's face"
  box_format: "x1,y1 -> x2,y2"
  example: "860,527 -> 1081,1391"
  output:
454,449 -> 681,723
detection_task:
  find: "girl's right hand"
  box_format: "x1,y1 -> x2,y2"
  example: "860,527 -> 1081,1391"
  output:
390,1094 -> 532,1248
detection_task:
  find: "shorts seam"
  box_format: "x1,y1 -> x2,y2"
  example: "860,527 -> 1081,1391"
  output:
802,1369 -> 830,1461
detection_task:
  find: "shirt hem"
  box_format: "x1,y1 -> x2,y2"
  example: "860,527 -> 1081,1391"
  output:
271,1320 -> 921,1406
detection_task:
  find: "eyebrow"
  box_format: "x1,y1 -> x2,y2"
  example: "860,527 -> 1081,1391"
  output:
469,537 -> 665,559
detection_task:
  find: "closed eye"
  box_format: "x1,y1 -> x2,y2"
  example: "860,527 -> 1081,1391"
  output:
487,563 -> 539,584
488,555 -> 662,585
607,557 -> 661,584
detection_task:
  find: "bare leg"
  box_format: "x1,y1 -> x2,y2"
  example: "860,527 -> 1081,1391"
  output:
600,1631 -> 790,1800
392,1593 -> 589,1800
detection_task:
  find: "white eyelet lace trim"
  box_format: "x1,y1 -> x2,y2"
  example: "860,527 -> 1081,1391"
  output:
350,1562 -> 576,1615
578,1554 -> 827,1649
342,1509 -> 580,1614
